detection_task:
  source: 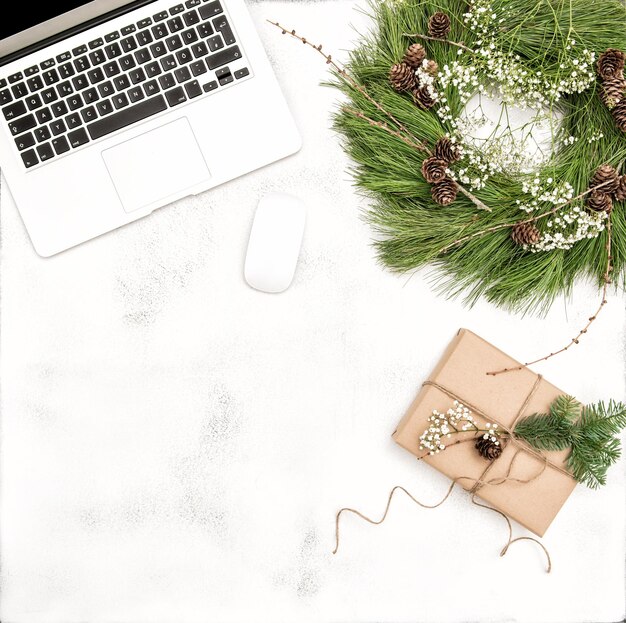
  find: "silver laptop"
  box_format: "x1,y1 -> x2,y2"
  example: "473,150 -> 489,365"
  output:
0,0 -> 301,256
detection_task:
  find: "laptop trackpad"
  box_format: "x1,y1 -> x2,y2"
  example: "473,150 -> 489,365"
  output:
102,117 -> 211,213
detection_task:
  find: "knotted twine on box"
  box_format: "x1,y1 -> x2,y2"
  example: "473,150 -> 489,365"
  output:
333,374 -> 577,572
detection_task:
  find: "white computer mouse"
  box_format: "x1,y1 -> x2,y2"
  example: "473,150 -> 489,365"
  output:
244,193 -> 306,293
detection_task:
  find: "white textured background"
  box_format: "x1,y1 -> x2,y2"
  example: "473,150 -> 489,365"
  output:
1,2 -> 625,622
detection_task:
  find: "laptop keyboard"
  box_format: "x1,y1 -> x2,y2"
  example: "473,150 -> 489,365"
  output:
0,0 -> 250,169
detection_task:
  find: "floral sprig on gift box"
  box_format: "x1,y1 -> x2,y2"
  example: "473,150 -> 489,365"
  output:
419,395 -> 626,488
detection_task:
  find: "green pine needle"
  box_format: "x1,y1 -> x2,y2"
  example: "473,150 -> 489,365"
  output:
514,396 -> 626,488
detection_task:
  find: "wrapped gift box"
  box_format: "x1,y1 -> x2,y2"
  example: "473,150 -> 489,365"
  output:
392,328 -> 578,536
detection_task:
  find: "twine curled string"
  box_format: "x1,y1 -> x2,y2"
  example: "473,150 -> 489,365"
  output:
333,373 -> 563,572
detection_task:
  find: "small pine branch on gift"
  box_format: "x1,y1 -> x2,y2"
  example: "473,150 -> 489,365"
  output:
515,397 -> 626,488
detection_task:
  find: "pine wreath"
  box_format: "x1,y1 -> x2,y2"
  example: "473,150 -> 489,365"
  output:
273,0 -> 626,317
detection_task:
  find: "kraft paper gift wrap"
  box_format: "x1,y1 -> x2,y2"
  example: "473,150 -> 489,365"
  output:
392,328 -> 578,537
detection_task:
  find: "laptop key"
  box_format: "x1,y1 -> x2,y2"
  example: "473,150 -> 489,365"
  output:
104,61 -> 121,77
57,81 -> 74,97
190,60 -> 207,76
122,24 -> 136,35
83,88 -> 99,104
105,42 -> 122,59
52,136 -> 70,155
72,44 -> 88,56
137,18 -> 152,29
152,23 -> 169,39
27,75 -> 45,92
150,42 -> 167,57
42,69 -> 59,85
34,126 -> 51,142
68,128 -> 89,148
89,49 -> 107,65
67,94 -> 83,110
59,63 -> 75,78
143,80 -> 159,96
97,99 -> 114,116
72,74 -> 89,91
121,36 -> 138,53
234,67 -> 249,79
128,86 -> 145,103
185,0 -> 201,6
36,108 -> 53,124
0,89 -> 12,105
15,132 -> 35,151
207,35 -> 223,52
166,35 -> 183,51
40,59 -> 55,70
174,66 -> 191,83
165,86 -> 186,106
81,106 -> 98,122
154,10 -> 169,21
167,17 -> 184,33
113,93 -> 129,109
87,95 -> 167,139
159,73 -> 176,89
21,148 -> 38,168
191,42 -> 208,58
8,72 -> 23,84
120,55 -> 136,70
199,1 -> 222,19
130,68 -> 147,84
26,94 -> 43,110
176,49 -> 193,64
161,55 -> 177,71
89,38 -> 104,49
105,31 -> 120,42
50,119 -> 66,135
184,80 -> 202,98
57,51 -> 72,63
3,100 -> 27,120
182,28 -> 199,44
37,142 -> 54,161
12,82 -> 29,98
88,68 -> 105,84
41,88 -> 57,103
183,9 -> 200,26
216,68 -> 232,86
113,75 -> 131,91
74,56 -> 90,72
197,23 -> 214,38
98,81 -> 115,97
24,66 -> 38,77
136,30 -> 153,46
145,62 -> 161,78
51,101 -> 68,117
170,4 -> 185,14
206,45 -> 240,70
213,17 -> 235,46
65,113 -> 82,129
202,80 -> 218,92
135,49 -> 151,64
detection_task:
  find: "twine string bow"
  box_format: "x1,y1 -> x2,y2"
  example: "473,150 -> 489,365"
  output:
333,374 -> 575,572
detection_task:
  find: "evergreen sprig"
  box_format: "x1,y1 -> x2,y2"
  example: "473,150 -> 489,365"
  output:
514,396 -> 626,488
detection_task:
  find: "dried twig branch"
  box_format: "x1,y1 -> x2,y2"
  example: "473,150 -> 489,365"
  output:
487,216 -> 614,375
403,33 -> 474,53
268,20 -> 492,213
267,21 -> 427,150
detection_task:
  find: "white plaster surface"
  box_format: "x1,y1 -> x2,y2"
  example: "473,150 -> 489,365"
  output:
1,2 -> 625,622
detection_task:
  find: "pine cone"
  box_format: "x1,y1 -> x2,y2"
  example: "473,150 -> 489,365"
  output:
389,62 -> 416,92
428,12 -> 451,39
614,175 -> 626,202
596,48 -> 626,79
475,437 -> 503,461
590,163 -> 619,194
431,177 -> 458,205
421,157 -> 448,183
434,137 -> 461,163
600,75 -> 626,109
586,189 -> 613,213
612,99 -> 626,132
403,43 -> 426,69
412,85 -> 436,109
511,221 -> 540,246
